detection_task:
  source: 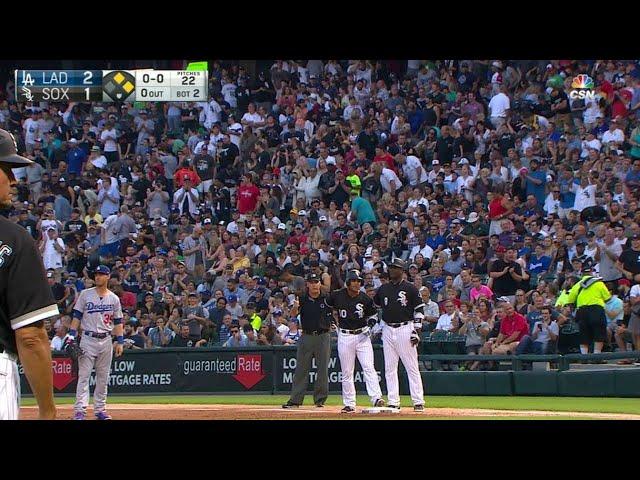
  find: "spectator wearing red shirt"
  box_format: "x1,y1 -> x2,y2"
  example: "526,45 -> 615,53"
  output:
173,161 -> 201,190
372,145 -> 397,173
115,286 -> 137,311
287,224 -> 308,247
612,87 -> 632,120
486,300 -> 529,355
236,173 -> 260,215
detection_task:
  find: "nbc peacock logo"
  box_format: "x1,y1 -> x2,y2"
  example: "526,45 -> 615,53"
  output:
569,75 -> 596,100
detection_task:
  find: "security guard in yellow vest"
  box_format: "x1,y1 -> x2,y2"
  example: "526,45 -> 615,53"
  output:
565,274 -> 611,355
245,302 -> 262,331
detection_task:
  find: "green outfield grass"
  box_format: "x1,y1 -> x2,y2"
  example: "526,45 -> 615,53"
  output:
21,395 -> 640,415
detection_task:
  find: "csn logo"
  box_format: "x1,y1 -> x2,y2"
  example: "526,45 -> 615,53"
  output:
569,74 -> 596,100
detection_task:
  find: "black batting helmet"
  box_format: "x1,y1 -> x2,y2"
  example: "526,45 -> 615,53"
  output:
346,270 -> 363,283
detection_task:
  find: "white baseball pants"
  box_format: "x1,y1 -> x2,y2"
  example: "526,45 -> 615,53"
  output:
337,329 -> 383,408
0,352 -> 20,420
382,323 -> 424,406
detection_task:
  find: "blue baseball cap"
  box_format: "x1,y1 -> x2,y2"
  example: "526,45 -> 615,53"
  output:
95,265 -> 111,275
228,294 -> 238,303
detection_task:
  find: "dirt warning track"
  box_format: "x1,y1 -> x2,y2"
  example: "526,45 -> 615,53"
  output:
18,404 -> 640,420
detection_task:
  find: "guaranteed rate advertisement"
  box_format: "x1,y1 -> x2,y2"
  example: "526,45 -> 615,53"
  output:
19,347 -> 403,395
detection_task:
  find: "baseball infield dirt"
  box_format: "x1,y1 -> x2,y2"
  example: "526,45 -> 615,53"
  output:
18,404 -> 640,420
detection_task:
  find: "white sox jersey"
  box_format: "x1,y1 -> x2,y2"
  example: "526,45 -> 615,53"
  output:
73,288 -> 123,333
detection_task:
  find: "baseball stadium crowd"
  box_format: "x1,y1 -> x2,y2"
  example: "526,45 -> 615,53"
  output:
2,59 -> 640,368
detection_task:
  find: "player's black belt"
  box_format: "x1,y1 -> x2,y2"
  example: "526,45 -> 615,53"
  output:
339,327 -> 369,335
301,329 -> 329,335
386,321 -> 411,328
84,331 -> 110,339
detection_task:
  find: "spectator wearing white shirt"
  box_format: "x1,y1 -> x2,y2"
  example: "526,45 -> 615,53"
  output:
221,79 -> 238,109
173,177 -> 200,217
23,110 -> 40,153
50,325 -> 70,351
372,162 -> 402,194
488,85 -> 510,129
397,153 -> 427,187
433,301 -> 460,333
41,227 -> 66,271
456,161 -> 476,203
200,98 -> 222,130
343,96 -> 364,121
601,119 -> 625,148
97,176 -> 120,218
89,145 -> 108,170
241,103 -> 265,132
581,132 -> 602,158
572,176 -> 597,213
99,120 -> 119,164
409,240 -> 434,262
226,114 -> 243,148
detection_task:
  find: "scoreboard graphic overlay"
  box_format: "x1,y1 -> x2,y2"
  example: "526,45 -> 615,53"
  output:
15,69 -> 208,103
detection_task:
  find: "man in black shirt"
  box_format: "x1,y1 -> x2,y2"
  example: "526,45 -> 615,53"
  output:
63,208 -> 87,242
251,71 -> 275,113
489,247 -> 524,302
550,87 -> 572,130
17,209 -> 38,240
282,273 -> 333,409
435,127 -> 454,164
194,150 -> 215,194
374,258 -> 425,411
255,141 -> 271,172
357,123 -> 378,160
217,134 -> 240,169
318,160 -> 337,206
326,270 -> 384,413
263,116 -> 282,149
616,235 -> 640,283
132,171 -> 153,204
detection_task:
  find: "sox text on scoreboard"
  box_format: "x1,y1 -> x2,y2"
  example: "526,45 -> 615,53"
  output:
14,69 -> 208,102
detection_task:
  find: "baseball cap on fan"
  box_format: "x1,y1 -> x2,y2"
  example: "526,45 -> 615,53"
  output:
0,129 -> 33,166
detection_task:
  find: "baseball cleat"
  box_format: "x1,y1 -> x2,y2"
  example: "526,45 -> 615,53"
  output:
414,404 -> 425,412
341,406 -> 356,414
282,402 -> 300,409
73,411 -> 85,420
314,403 -> 325,408
388,404 -> 401,411
95,411 -> 112,420
374,398 -> 386,407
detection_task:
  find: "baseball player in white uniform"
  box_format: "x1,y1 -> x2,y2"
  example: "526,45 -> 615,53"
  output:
374,258 -> 425,411
68,265 -> 124,420
326,270 -> 384,413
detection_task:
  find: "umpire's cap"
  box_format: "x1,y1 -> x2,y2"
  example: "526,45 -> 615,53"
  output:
95,265 -> 111,275
346,270 -> 363,283
387,258 -> 406,270
0,129 -> 33,166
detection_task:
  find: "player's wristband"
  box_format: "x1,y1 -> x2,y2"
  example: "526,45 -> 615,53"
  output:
117,336 -> 124,345
69,329 -> 77,338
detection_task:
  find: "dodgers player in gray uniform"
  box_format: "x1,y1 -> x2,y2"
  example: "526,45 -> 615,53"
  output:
68,265 -> 124,420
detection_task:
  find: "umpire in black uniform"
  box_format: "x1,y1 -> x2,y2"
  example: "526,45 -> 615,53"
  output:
282,273 -> 334,408
0,128 -> 57,420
